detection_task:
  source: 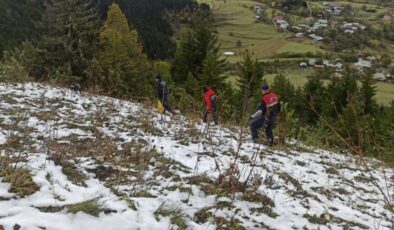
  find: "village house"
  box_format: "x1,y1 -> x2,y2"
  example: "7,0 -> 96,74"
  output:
291,26 -> 302,31
273,15 -> 289,30
355,59 -> 372,69
373,73 -> 386,81
344,29 -> 355,34
223,51 -> 235,56
308,58 -> 317,66
295,32 -> 304,38
254,6 -> 263,15
309,34 -> 324,42
323,3 -> 342,15
341,22 -> 365,34
299,62 -> 308,68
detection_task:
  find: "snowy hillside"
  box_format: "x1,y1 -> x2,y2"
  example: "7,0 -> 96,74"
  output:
0,83 -> 392,230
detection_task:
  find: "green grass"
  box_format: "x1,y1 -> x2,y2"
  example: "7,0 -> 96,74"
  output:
66,198 -> 102,217
308,1 -> 386,21
336,1 -> 386,20
228,66 -> 394,106
264,68 -> 313,88
198,0 -> 323,61
198,0 -> 394,105
375,82 -> 394,106
267,69 -> 394,105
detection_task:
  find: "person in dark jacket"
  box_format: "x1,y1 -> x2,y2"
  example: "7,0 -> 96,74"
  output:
155,74 -> 172,114
250,83 -> 280,145
202,86 -> 218,125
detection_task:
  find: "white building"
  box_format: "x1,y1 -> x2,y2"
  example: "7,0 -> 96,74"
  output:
355,59 -> 372,69
373,73 -> 386,81
309,34 -> 324,42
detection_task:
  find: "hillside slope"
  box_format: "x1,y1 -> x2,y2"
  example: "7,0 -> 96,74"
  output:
0,83 -> 392,230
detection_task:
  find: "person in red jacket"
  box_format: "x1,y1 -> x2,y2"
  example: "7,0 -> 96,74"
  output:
250,83 -> 280,145
202,86 -> 219,125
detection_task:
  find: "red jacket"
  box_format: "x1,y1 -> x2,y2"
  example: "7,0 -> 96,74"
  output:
204,89 -> 217,111
258,90 -> 280,118
262,91 -> 279,108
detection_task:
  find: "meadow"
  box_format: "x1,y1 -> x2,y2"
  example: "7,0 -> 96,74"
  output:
199,0 -> 323,59
199,0 -> 393,105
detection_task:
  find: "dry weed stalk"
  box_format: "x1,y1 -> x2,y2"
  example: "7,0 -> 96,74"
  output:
306,99 -> 393,212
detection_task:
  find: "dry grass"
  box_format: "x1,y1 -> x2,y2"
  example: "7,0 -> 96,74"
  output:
0,166 -> 39,197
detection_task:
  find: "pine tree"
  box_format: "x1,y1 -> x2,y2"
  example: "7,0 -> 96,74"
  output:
199,53 -> 227,90
360,74 -> 378,115
0,0 -> 46,55
271,73 -> 296,106
37,0 -> 100,83
171,6 -> 226,91
171,31 -> 196,84
325,67 -> 358,116
98,3 -> 149,97
303,75 -> 326,124
237,50 -> 264,119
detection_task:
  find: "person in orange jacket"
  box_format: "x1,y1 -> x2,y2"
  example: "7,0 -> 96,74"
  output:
202,86 -> 218,125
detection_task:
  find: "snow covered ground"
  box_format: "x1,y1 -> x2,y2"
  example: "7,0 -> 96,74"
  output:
0,82 -> 392,230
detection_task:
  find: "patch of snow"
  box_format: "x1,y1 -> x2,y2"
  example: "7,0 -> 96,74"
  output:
0,82 -> 392,230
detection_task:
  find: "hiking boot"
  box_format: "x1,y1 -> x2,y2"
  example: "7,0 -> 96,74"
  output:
263,139 -> 274,146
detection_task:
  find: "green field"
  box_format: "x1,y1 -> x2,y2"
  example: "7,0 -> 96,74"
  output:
266,68 -> 394,105
199,0 -> 394,106
199,0 -> 323,60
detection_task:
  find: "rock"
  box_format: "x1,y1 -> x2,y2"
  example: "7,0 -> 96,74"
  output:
13,224 -> 21,230
0,225 -> 4,230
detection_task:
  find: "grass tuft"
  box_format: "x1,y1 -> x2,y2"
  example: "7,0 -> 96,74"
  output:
154,202 -> 187,230
0,167 -> 39,197
66,198 -> 102,217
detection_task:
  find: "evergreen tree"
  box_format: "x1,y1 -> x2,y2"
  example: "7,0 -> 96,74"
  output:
324,67 -> 358,117
171,31 -> 196,84
336,98 -> 370,152
199,52 -> 227,89
98,3 -> 149,97
360,75 -> 378,115
236,50 -> 264,119
35,0 -> 100,83
99,0 -> 194,59
375,102 -> 394,161
303,75 -> 326,124
171,5 -> 226,92
0,0 -> 46,55
271,73 -> 296,107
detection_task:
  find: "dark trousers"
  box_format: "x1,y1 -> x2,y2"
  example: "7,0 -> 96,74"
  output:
202,106 -> 218,124
250,115 -> 276,141
161,98 -> 172,114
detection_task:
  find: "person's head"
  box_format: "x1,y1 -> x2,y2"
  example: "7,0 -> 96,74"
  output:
155,73 -> 162,82
203,85 -> 209,93
260,83 -> 269,94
